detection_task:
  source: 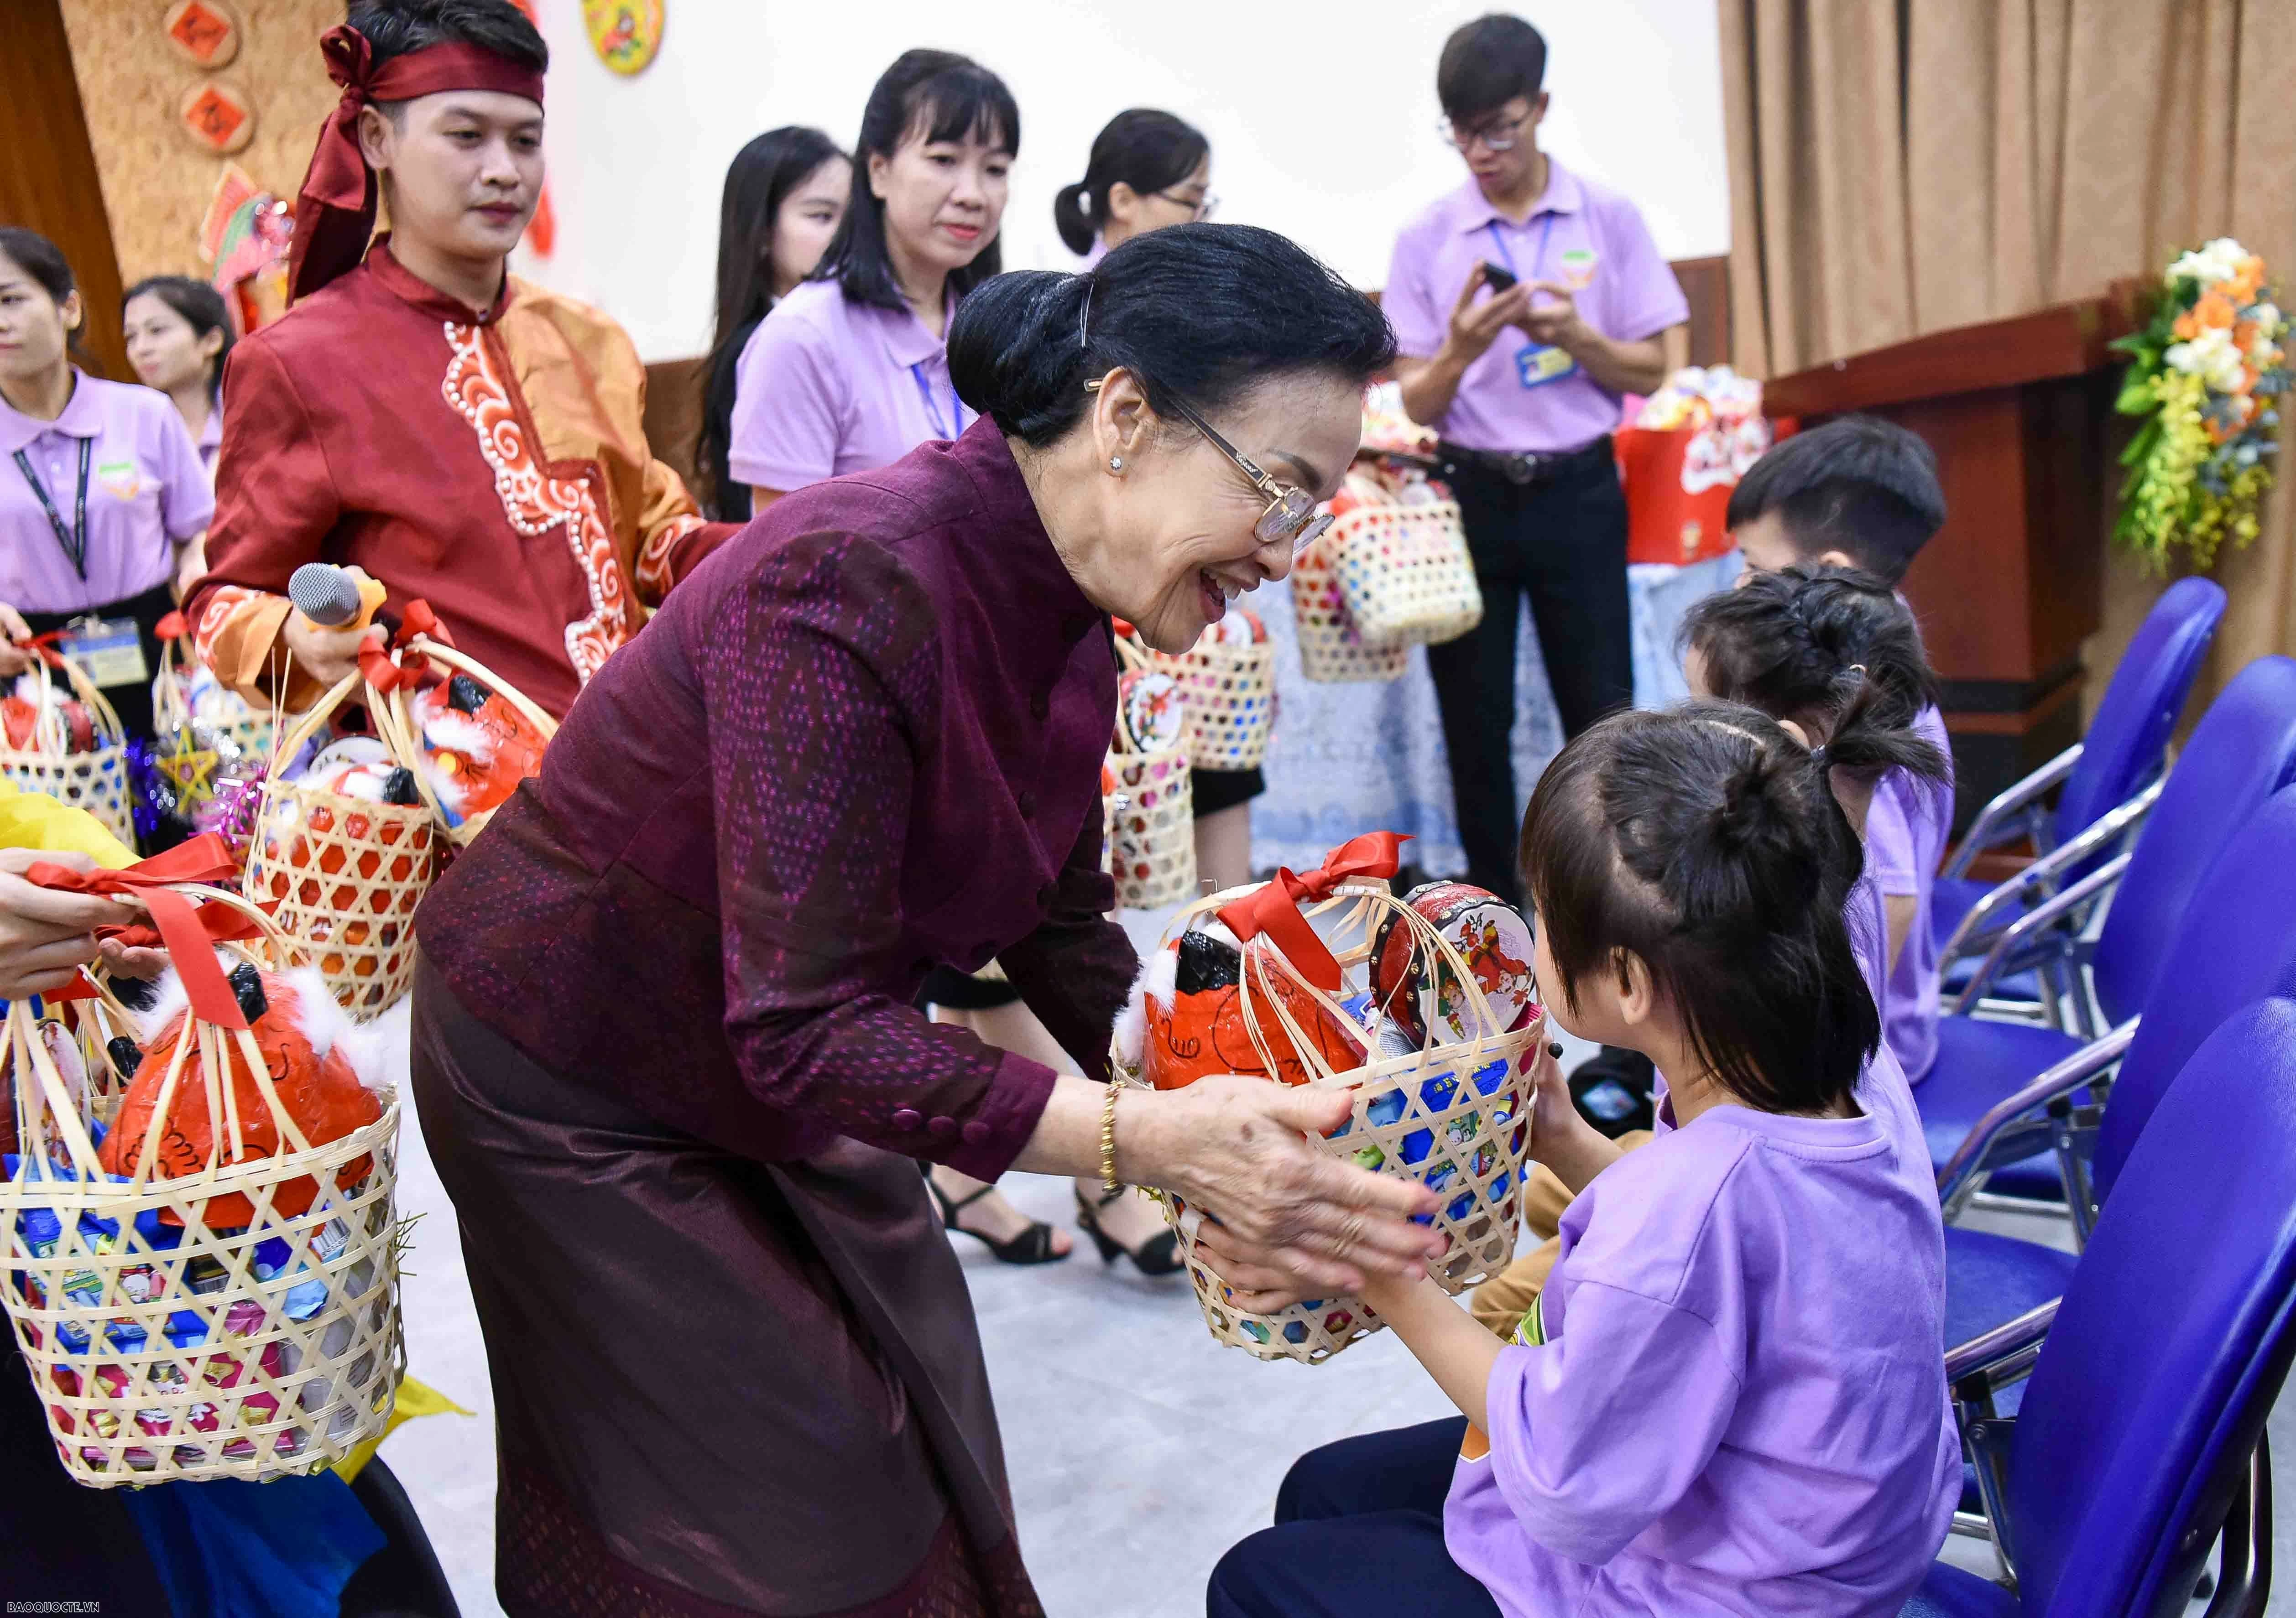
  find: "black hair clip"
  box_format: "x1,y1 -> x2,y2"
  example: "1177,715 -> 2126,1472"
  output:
1809,744 -> 1831,769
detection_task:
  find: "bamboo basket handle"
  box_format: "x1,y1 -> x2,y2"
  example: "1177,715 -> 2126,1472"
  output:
269,668 -> 376,771
153,635 -> 185,733
48,649 -> 127,748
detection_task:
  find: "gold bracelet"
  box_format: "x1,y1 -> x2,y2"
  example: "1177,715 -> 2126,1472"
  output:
1099,1080 -> 1122,1195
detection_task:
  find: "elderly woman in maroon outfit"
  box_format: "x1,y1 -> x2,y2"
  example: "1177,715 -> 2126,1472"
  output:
410,223 -> 1434,1618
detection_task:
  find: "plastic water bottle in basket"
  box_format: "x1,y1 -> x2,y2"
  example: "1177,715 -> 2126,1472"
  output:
1109,832 -> 1545,1363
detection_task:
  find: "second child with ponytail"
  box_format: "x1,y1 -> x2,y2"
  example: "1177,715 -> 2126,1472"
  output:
1213,698 -> 1958,1618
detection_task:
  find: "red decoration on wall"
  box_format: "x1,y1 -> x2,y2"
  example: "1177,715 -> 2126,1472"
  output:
165,0 -> 241,69
181,80 -> 255,154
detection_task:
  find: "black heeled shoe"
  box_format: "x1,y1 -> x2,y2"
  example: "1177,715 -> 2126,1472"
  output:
926,1171 -> 1070,1265
1075,1185 -> 1185,1277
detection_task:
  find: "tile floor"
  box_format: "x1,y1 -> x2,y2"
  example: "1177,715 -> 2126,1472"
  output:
370,999 -> 2296,1617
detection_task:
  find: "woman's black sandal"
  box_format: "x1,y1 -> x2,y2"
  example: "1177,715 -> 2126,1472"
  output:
1075,1185 -> 1185,1277
927,1172 -> 1070,1265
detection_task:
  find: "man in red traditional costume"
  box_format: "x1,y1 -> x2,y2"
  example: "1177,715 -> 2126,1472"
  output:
188,0 -> 734,719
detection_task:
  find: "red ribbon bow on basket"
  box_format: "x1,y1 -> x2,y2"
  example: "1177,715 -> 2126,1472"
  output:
1215,831 -> 1410,992
26,834 -> 262,1028
155,611 -> 189,642
355,600 -> 454,694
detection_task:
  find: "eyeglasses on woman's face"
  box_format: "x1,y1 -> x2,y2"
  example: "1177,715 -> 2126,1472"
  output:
1439,108 -> 1532,153
1153,188 -> 1218,221
1084,375 -> 1333,553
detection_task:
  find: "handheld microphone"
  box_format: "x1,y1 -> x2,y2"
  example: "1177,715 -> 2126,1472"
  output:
289,563 -> 390,633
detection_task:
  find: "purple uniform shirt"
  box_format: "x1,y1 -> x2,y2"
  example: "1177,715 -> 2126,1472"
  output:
728,277 -> 970,493
0,371 -> 212,614
1450,1041 -> 1957,1616
1385,165 -> 1688,454
194,404 -> 221,486
1866,705 -> 1954,1081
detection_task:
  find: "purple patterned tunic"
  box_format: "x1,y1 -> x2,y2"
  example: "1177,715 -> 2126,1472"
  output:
412,417 -> 1135,1617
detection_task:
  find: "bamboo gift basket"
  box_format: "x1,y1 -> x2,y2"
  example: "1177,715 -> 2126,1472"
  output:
1120,874 -> 1543,1364
1328,468 -> 1482,648
152,621 -> 275,765
1120,619 -> 1278,773
1289,530 -> 1412,685
1,651 -> 136,848
0,884 -> 403,1487
242,673 -> 436,1020
1107,628 -> 1196,910
383,634 -> 558,849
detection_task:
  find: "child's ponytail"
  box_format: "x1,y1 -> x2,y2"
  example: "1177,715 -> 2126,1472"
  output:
1521,702 -> 1882,1116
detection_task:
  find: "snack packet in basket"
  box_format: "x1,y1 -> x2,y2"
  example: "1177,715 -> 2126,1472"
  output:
3,673 -> 97,753
1367,882 -> 1539,1046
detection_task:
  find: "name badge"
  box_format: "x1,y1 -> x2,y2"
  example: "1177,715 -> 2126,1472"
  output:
1514,343 -> 1579,389
61,615 -> 148,689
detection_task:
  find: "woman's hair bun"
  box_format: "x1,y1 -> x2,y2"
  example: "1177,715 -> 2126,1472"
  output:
946,270 -> 1093,441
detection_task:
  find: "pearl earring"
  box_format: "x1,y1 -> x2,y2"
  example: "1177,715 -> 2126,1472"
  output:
1109,456 -> 1125,471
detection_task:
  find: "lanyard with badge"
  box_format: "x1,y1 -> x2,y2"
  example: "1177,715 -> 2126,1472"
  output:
911,363 -> 967,441
11,437 -> 149,687
1486,215 -> 1579,390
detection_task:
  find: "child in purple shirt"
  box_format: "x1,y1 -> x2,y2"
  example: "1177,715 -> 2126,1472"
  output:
1728,416 -> 1953,1078
1211,701 -> 1958,1618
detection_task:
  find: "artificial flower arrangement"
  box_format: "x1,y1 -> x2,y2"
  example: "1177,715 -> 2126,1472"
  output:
2111,238 -> 2288,571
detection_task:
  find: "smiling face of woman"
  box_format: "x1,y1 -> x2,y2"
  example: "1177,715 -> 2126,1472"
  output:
1086,370 -> 1363,652
869,116 -> 1010,285
122,292 -> 220,396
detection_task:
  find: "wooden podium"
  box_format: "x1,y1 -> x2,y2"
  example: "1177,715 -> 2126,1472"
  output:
1763,292 -> 2139,830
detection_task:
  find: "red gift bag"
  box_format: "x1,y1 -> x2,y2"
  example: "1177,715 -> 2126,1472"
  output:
1615,416 -> 1799,566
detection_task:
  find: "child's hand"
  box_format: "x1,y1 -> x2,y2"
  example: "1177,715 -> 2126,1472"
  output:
1525,1038 -> 1628,1198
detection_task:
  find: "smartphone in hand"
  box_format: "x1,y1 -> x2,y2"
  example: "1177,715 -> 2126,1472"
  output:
1480,260 -> 1518,292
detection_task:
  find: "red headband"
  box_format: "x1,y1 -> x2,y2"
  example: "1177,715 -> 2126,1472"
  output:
287,23 -> 546,304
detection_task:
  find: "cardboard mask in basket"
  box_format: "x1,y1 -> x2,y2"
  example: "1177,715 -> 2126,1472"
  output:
1111,832 -> 1545,1363
366,622 -> 556,844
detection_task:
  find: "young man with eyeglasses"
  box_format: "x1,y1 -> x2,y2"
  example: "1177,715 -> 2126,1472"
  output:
1386,13 -> 1687,910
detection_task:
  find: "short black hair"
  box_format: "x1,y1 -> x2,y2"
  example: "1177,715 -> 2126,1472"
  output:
1726,416 -> 1946,585
1438,14 -> 1548,123
348,0 -> 548,77
124,275 -> 235,404
816,49 -> 1018,314
948,223 -> 1395,449
1521,699 -> 1923,1116
1054,109 -> 1210,255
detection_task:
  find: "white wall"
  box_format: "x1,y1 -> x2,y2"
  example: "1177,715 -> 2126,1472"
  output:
515,0 -> 1728,361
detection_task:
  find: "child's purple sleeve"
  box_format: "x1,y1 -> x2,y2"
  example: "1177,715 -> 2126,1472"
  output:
1485,1280 -> 1742,1563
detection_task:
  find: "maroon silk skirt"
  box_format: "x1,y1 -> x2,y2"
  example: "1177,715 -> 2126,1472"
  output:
408,956 -> 1043,1617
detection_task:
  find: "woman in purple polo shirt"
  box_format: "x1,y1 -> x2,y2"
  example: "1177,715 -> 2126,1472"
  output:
727,48 -> 1012,509
0,229 -> 212,745
123,274 -> 234,595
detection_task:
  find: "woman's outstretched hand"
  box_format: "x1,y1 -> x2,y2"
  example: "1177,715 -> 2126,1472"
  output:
1124,1075 -> 1445,1306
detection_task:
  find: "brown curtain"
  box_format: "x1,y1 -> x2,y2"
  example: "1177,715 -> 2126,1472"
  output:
1720,0 -> 2296,701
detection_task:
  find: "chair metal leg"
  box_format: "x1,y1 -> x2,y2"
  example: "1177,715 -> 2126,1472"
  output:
2202,1431 -> 2272,1618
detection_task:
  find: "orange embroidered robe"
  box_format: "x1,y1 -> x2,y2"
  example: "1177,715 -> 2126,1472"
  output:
188,239 -> 736,720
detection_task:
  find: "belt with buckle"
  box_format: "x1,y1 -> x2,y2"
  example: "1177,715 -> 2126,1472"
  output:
1437,435 -> 1613,487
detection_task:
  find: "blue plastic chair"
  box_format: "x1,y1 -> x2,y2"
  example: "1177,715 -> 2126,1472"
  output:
1917,661 -> 2296,1206
1932,783 -> 2296,1350
1902,998 -> 2296,1617
1936,576 -> 2226,1017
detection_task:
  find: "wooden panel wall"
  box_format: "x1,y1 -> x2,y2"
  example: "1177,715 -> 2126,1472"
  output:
0,0 -> 130,380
